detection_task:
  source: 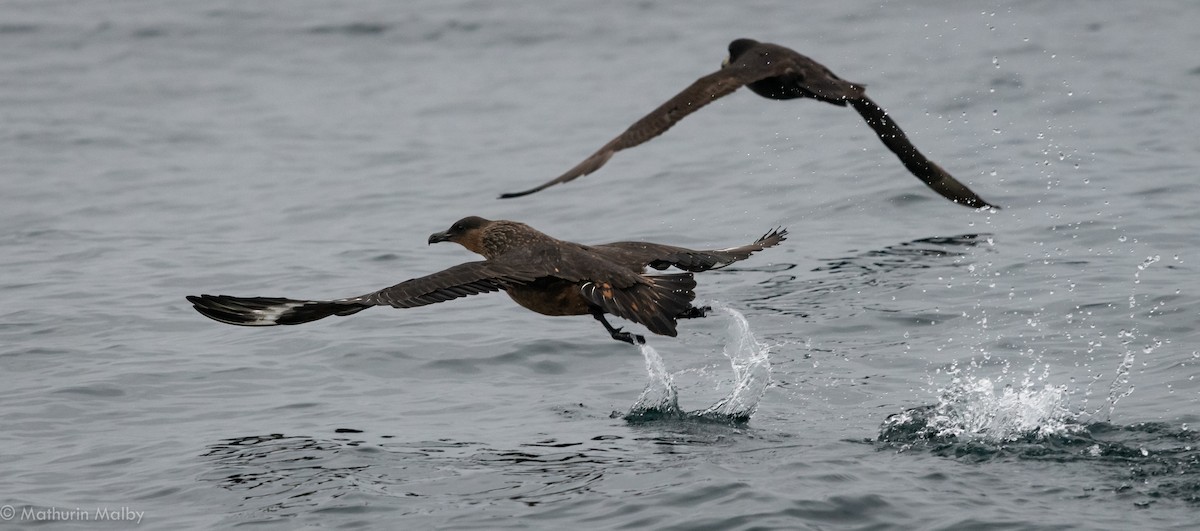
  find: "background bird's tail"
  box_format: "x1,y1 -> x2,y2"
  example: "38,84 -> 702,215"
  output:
850,96 -> 997,209
186,294 -> 369,326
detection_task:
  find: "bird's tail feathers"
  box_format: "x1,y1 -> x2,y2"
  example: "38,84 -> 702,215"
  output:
581,273 -> 697,337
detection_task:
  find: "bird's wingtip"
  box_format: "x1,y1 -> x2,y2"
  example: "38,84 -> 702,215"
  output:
186,294 -> 218,305
759,227 -> 788,245
966,198 -> 1001,211
498,187 -> 539,199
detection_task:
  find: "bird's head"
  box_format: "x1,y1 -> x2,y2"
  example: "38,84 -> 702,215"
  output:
428,216 -> 492,255
723,38 -> 761,68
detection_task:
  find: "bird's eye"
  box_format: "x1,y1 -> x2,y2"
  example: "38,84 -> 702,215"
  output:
454,224 -> 464,231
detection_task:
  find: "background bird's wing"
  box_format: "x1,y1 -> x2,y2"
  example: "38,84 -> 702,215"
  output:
591,228 -> 787,272
499,65 -> 781,199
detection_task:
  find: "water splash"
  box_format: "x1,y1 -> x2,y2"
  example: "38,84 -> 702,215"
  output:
882,377 -> 1079,444
697,307 -> 772,420
624,305 -> 771,423
1098,254 -> 1160,420
1104,329 -> 1138,422
889,251 -> 1173,443
626,342 -> 680,419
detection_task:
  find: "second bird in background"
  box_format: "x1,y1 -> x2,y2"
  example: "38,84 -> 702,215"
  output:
501,38 -> 997,210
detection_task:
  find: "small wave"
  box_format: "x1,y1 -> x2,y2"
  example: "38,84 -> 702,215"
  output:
743,233 -> 990,318
811,233 -> 989,275
200,431 -> 636,522
877,411 -> 1200,504
306,23 -> 390,35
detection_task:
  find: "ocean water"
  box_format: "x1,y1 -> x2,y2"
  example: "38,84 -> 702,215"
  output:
2,0 -> 1198,529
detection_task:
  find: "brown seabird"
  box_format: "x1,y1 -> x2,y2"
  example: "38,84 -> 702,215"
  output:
187,216 -> 787,344
500,38 -> 997,209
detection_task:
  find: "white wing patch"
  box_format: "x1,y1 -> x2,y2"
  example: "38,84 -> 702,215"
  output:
244,301 -> 308,325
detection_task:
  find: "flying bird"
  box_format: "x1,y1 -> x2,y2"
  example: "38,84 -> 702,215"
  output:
187,217 -> 787,345
500,38 -> 996,209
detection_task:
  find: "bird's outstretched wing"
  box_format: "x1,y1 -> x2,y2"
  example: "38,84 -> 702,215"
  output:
591,228 -> 788,272
354,260 -> 542,308
498,64 -> 784,199
187,260 -> 544,326
186,295 -> 371,326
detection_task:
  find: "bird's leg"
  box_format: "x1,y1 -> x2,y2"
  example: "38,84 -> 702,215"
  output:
590,307 -> 645,345
677,305 -> 710,320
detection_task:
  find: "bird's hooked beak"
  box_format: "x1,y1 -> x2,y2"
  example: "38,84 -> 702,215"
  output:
428,231 -> 452,245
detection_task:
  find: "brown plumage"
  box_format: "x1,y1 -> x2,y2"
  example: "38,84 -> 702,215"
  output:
187,216 -> 787,344
500,38 -> 997,209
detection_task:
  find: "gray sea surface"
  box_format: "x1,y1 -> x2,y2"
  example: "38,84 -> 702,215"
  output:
2,1 -> 1199,529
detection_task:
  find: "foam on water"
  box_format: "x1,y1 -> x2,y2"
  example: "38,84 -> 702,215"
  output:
624,305 -> 771,423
